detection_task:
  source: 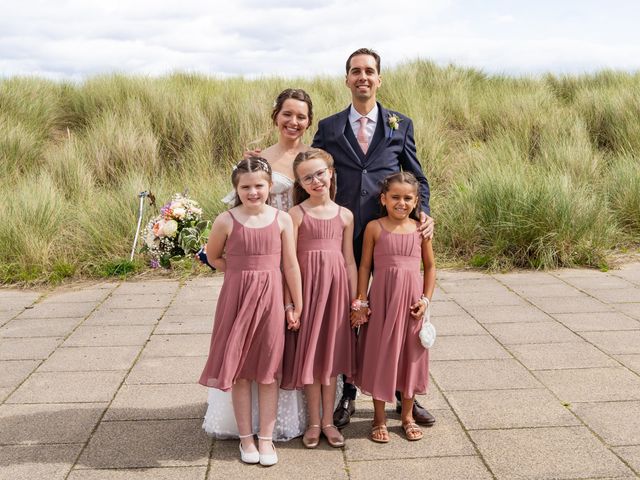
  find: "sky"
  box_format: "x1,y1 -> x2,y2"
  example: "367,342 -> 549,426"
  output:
2,0 -> 640,81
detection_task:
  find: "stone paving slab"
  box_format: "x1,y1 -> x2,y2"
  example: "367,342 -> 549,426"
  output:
431,314 -> 486,335
528,295 -> 614,314
614,302 -> 640,320
430,334 -> 511,360
0,317 -> 84,338
0,443 -> 83,480
0,360 -> 39,387
616,354 -> 640,375
155,316 -> 213,335
430,359 -> 542,391
126,355 -> 208,385
348,456 -> 492,480
84,308 -> 166,326
446,388 -> 579,430
469,426 -> 635,479
509,282 -> 586,298
581,330 -> 640,355
104,384 -> 205,421
484,321 -> 581,344
111,281 -> 181,296
78,419 -> 210,469
44,289 -> 114,304
100,294 -> 173,310
209,440 -> 348,479
464,304 -> 552,324
3,265 -> 640,479
614,446 -> 640,474
552,311 -> 640,331
38,345 -> 141,372
67,466 -> 207,480
508,341 -> 619,370
571,401 -> 640,446
7,371 -> 125,404
534,367 -> 640,403
141,334 -> 211,358
16,302 -> 98,319
0,336 -> 63,360
164,301 -> 218,317
63,325 -> 155,347
0,402 -> 107,445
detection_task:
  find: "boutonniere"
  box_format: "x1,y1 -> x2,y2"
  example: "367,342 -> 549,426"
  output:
387,114 -> 401,137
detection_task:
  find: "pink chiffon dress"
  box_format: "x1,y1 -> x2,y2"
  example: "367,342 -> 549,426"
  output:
354,221 -> 429,403
199,210 -> 285,391
281,205 -> 356,389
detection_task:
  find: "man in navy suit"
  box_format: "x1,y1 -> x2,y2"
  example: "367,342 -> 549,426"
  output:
312,47 -> 435,429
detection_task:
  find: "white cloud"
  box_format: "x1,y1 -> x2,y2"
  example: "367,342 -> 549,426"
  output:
1,0 -> 639,80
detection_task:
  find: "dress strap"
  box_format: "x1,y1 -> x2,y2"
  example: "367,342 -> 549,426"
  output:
298,203 -> 307,216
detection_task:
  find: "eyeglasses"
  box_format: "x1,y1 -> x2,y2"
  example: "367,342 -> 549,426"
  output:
300,168 -> 329,185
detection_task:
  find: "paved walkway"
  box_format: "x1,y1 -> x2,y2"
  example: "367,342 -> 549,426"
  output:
2,264 -> 640,479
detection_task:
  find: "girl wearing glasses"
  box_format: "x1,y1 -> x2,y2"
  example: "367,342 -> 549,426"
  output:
281,148 -> 358,449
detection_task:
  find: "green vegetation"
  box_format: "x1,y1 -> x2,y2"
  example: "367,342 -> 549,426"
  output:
1,62 -> 639,283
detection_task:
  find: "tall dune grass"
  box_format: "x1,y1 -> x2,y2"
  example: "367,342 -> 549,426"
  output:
1,62 -> 639,283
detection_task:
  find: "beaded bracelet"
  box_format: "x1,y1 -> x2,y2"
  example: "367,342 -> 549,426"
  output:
350,299 -> 369,311
284,303 -> 295,312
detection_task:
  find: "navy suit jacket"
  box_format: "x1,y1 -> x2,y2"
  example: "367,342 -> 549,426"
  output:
312,103 -> 430,238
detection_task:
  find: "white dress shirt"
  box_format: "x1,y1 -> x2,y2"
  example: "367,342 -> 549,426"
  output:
349,104 -> 378,143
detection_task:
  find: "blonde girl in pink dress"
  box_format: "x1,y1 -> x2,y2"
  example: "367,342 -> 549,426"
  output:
281,149 -> 358,449
352,172 -> 436,444
199,157 -> 303,466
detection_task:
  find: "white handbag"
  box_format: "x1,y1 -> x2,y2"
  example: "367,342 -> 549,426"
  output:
419,305 -> 436,349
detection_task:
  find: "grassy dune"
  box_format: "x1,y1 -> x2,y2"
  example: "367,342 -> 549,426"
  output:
1,62 -> 639,283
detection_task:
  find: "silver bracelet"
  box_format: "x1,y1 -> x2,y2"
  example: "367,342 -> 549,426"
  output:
284,303 -> 295,312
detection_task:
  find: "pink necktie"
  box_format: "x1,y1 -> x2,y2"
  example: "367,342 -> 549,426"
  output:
357,116 -> 369,154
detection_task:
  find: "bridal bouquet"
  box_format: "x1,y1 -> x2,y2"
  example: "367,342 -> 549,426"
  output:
142,193 -> 210,268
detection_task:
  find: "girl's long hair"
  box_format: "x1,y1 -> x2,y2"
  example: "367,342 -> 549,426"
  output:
379,171 -> 421,221
230,157 -> 272,207
292,149 -> 337,205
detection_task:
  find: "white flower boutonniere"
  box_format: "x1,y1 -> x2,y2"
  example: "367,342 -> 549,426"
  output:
388,114 -> 401,138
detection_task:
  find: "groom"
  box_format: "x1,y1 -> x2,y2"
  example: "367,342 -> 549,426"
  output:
312,47 -> 435,429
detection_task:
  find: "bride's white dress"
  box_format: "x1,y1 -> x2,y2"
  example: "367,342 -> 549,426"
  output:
204,172 -> 306,441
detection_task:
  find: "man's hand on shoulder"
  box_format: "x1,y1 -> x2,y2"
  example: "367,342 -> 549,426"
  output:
418,212 -> 434,240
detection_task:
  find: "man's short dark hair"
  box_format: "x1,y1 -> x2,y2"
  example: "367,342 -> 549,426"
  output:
345,48 -> 381,74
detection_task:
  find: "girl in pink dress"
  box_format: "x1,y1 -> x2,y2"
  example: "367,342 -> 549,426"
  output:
281,149 -> 358,449
199,157 -> 303,466
352,172 -> 436,444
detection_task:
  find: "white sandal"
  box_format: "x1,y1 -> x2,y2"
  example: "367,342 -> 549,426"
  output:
238,433 -> 259,464
257,435 -> 278,466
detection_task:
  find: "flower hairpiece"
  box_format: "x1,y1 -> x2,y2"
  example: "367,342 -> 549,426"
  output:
388,114 -> 401,138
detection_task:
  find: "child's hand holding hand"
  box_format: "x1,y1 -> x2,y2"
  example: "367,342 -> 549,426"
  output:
286,309 -> 301,331
410,300 -> 426,319
350,308 -> 370,328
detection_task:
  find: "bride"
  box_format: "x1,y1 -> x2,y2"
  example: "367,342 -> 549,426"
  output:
203,89 -> 312,441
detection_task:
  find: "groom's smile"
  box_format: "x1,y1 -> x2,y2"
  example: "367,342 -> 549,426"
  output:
346,54 -> 382,102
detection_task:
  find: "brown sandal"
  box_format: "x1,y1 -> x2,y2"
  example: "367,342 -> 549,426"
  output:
402,421 -> 423,441
370,423 -> 389,443
302,425 -> 321,449
322,424 -> 345,448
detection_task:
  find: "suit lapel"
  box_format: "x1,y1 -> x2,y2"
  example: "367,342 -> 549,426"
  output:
332,107 -> 363,166
363,103 -> 391,168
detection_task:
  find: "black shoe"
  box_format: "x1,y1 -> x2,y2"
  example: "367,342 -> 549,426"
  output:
395,399 -> 436,427
333,396 -> 355,429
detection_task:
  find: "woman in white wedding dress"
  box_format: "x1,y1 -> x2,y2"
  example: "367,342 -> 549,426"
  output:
203,89 -> 312,441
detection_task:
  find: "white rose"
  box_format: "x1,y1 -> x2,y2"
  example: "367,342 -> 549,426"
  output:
172,207 -> 186,219
162,219 -> 178,238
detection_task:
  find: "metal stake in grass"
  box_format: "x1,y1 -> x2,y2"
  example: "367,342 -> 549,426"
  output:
130,191 -> 151,261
